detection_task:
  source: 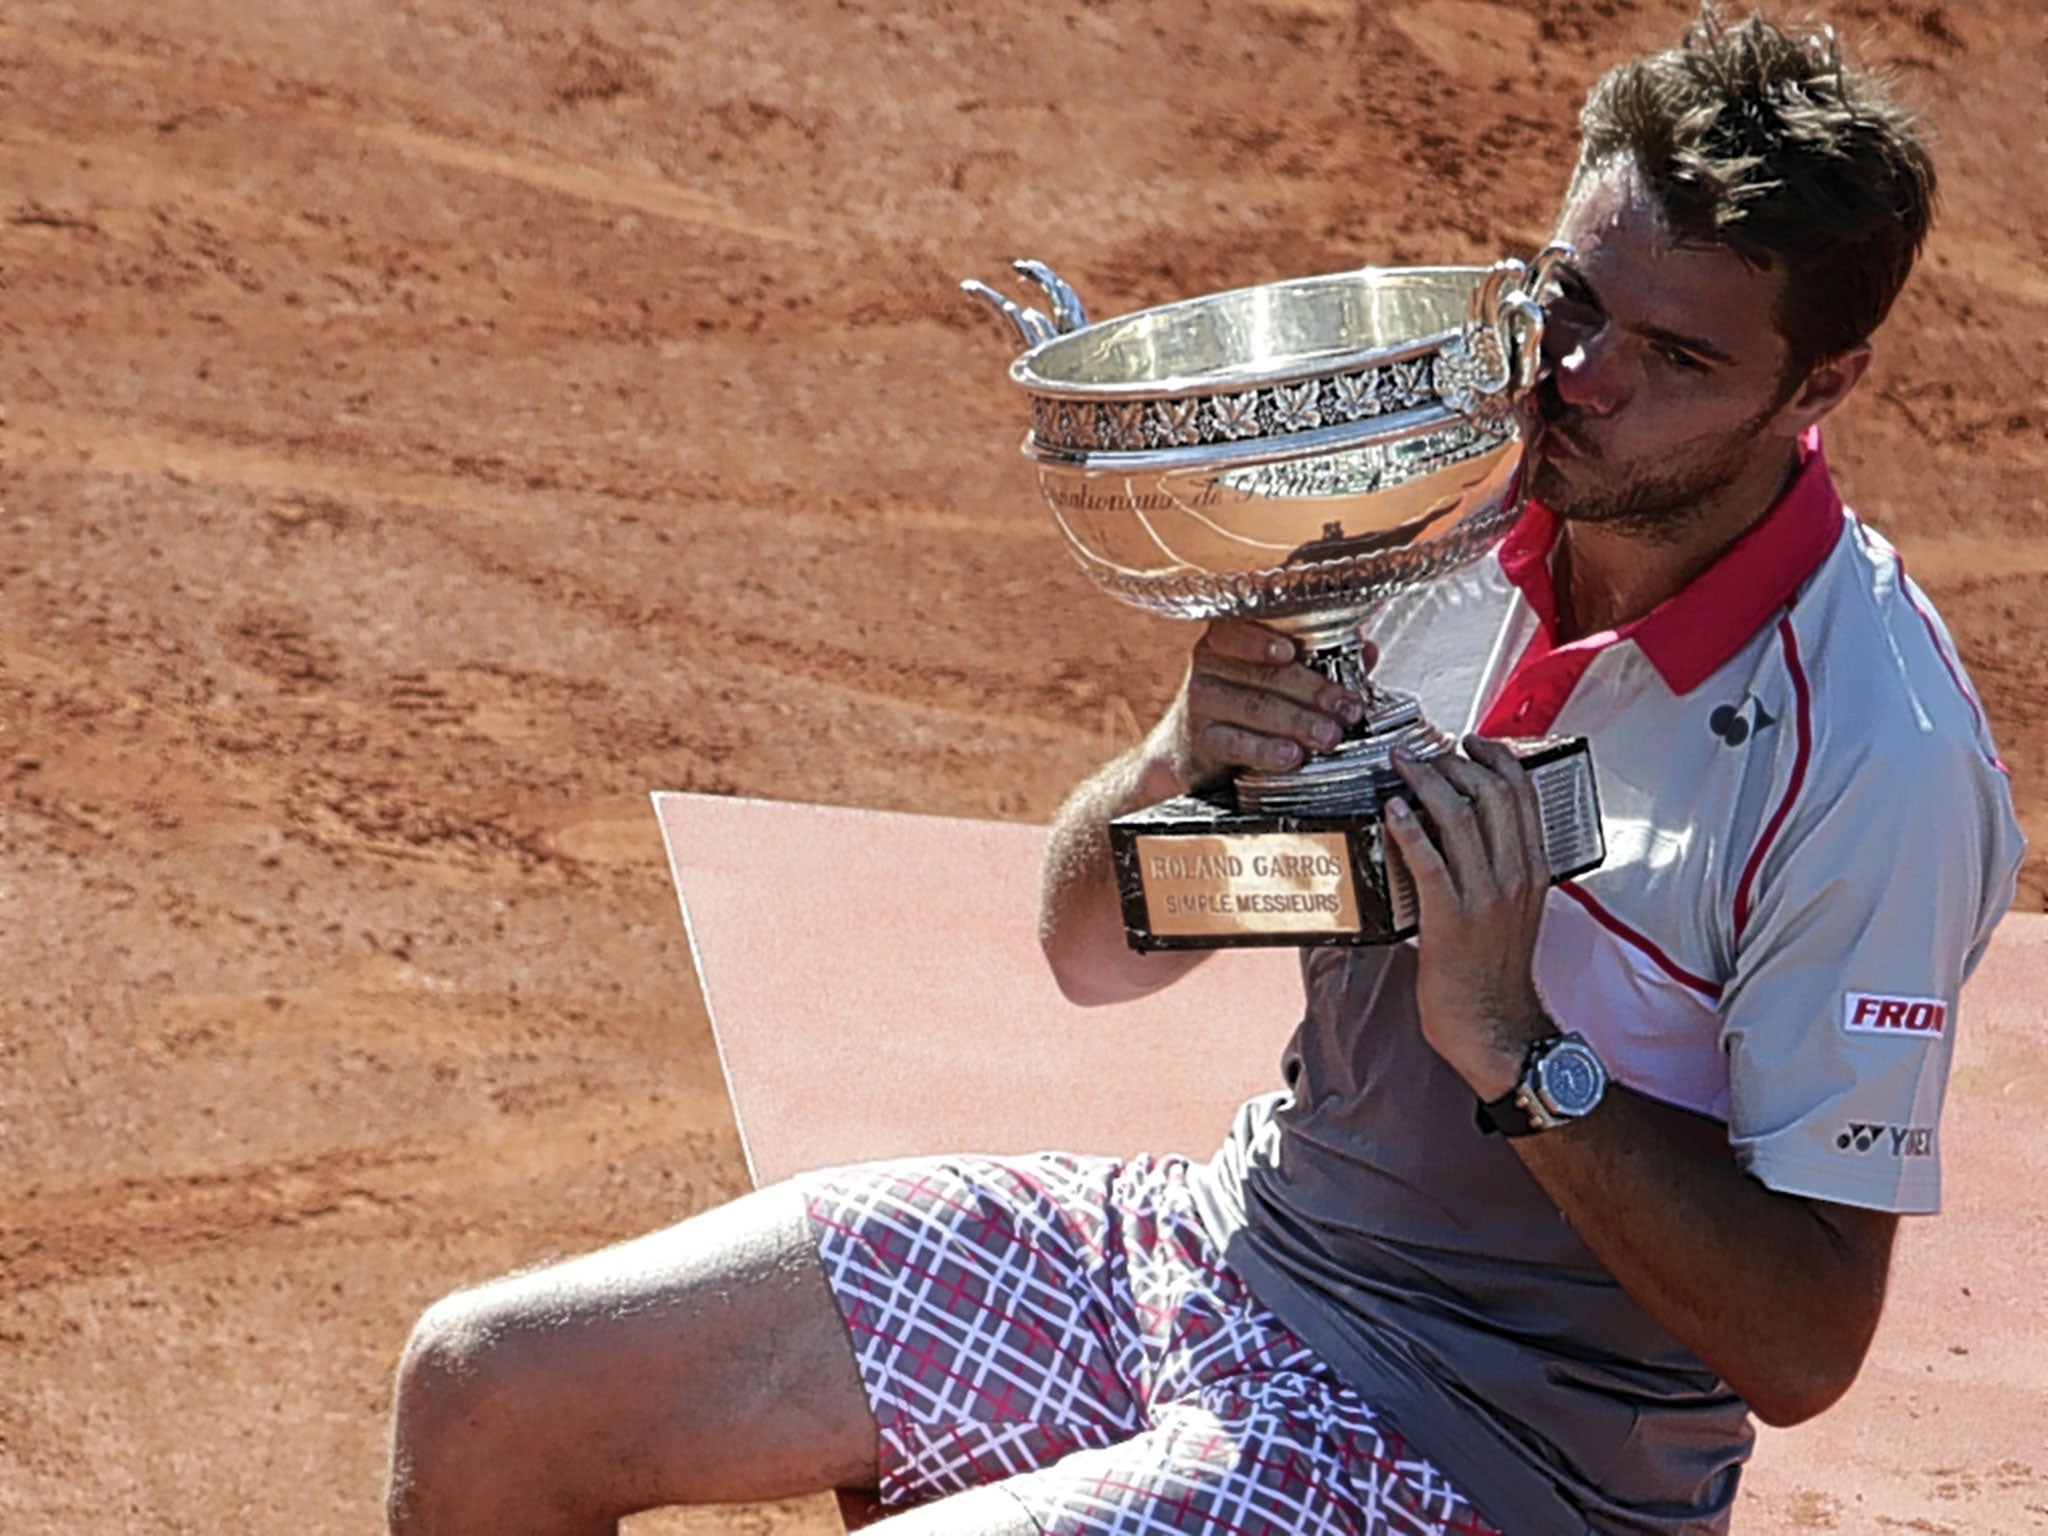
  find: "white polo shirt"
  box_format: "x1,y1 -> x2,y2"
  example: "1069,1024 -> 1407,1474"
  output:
1192,427 -> 2023,1532
1373,426 -> 2021,1211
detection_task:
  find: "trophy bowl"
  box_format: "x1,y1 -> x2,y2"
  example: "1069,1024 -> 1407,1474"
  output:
966,252 -> 1604,948
969,255 -> 1563,633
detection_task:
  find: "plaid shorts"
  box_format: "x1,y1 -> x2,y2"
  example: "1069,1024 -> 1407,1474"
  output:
802,1152 -> 1501,1535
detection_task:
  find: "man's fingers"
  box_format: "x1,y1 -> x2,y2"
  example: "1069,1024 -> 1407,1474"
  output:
1177,620 -> 1380,785
1195,721 -> 1306,775
1200,619 -> 1298,668
1465,735 -> 1548,874
1187,675 -> 1345,757
1193,658 -> 1359,723
1382,798 -> 1454,909
1429,747 -> 1541,888
1195,623 -> 1366,722
1389,751 -> 1485,896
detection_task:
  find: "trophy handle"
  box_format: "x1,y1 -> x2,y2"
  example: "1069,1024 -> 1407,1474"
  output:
1012,259 -> 1090,334
960,278 -> 1058,349
1512,241 -> 1572,393
1524,240 -> 1573,295
961,259 -> 1091,351
1502,293 -> 1546,395
1445,242 -> 1575,414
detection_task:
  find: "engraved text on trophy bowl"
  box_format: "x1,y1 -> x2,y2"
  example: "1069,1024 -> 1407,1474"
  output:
1034,417 -> 1524,622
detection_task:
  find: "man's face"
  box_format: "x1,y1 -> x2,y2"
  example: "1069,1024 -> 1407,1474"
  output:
1525,160 -> 1806,536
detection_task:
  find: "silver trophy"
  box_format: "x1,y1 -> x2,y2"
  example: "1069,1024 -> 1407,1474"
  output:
967,252 -> 1604,949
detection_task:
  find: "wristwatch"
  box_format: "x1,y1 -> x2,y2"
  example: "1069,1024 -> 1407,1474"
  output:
1476,1032 -> 1608,1136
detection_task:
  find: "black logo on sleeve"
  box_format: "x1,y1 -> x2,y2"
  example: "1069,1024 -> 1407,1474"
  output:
1709,695 -> 1777,746
1835,1123 -> 1933,1157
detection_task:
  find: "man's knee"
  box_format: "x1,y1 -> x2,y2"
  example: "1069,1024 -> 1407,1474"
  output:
385,1187 -> 876,1529
393,1286 -> 497,1435
387,1282 -> 571,1531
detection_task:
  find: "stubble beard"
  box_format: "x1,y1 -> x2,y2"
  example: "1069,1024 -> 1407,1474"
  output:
1530,444 -> 1755,544
1528,390 -> 1788,544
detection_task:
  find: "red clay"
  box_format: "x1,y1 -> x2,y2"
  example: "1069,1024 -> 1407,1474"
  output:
3,2 -> 2043,1532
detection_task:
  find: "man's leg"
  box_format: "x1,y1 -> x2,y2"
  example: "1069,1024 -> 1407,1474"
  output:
386,1181 -> 878,1536
865,1485 -> 1040,1535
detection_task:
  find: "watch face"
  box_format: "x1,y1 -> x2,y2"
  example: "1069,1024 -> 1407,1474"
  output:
1538,1041 -> 1606,1117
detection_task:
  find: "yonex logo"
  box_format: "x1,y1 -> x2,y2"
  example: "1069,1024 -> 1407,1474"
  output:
1842,992 -> 1948,1037
1835,1122 -> 1934,1157
1708,695 -> 1776,746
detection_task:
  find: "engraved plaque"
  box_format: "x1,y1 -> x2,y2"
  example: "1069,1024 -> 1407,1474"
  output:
1135,831 -> 1363,938
1108,737 -> 1602,949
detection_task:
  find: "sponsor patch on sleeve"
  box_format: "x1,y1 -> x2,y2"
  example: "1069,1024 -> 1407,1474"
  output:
1841,992 -> 1949,1038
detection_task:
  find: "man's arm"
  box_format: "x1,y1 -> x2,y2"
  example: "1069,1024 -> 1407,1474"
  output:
1384,737 -> 1895,1426
1040,620 -> 1366,1005
1510,1084 -> 1895,1427
1039,733 -> 1209,1006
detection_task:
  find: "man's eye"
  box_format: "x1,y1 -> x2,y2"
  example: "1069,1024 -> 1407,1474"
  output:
1658,345 -> 1707,372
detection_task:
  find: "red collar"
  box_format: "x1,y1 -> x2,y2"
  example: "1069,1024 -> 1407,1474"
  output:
1497,426 -> 1846,695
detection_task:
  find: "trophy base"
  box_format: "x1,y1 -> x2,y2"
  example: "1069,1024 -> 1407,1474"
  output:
1110,736 -> 1603,950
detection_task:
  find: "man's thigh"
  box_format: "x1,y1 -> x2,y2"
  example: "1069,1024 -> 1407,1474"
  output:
802,1152 -> 1150,1511
805,1153 -> 1500,1536
998,1390 -> 1501,1536
392,1180 -> 877,1522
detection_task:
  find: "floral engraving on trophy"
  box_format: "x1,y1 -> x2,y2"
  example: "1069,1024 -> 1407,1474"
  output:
1271,381 -> 1323,434
1103,401 -> 1148,450
1432,333 -> 1516,421
1433,347 -> 1477,417
1032,359 -> 1466,454
1061,400 -> 1100,450
1148,398 -> 1204,448
1209,391 -> 1263,442
1387,357 -> 1435,410
1330,371 -> 1385,422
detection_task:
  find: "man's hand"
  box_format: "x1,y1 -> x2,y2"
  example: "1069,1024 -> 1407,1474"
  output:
1384,734 -> 1551,1098
1165,619 -> 1367,794
1038,618 -> 1367,1006
1387,734 -> 1897,1426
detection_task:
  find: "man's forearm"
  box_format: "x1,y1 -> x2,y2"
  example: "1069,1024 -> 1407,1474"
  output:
1383,743 -> 1899,1428
1040,621 -> 1367,1004
1038,722 -> 1209,1006
1510,1085 -> 1896,1427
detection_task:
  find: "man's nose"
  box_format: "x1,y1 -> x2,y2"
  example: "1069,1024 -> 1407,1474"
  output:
1544,316 -> 1627,417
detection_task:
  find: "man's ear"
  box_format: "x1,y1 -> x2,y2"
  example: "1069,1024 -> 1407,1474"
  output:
1778,343 -> 1873,432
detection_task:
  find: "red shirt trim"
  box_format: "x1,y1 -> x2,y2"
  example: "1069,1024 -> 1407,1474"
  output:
1849,522 -> 2011,779
1732,616 -> 1815,940
1482,427 -> 1846,737
1556,881 -> 1724,1000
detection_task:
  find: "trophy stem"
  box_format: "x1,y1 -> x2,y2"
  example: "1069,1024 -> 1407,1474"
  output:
1235,620 -> 1454,817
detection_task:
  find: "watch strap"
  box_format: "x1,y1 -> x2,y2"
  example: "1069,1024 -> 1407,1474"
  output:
1475,1084 -> 1539,1137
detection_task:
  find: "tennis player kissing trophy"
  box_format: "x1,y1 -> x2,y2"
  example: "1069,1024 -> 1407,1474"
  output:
966,252 -> 1604,950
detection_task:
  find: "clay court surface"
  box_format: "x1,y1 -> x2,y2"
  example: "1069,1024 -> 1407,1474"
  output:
2,1 -> 2044,1532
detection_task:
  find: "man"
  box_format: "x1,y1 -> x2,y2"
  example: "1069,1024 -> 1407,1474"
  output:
385,11 -> 2021,1535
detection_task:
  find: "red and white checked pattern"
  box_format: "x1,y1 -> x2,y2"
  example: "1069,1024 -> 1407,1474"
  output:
803,1153 -> 1500,1535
